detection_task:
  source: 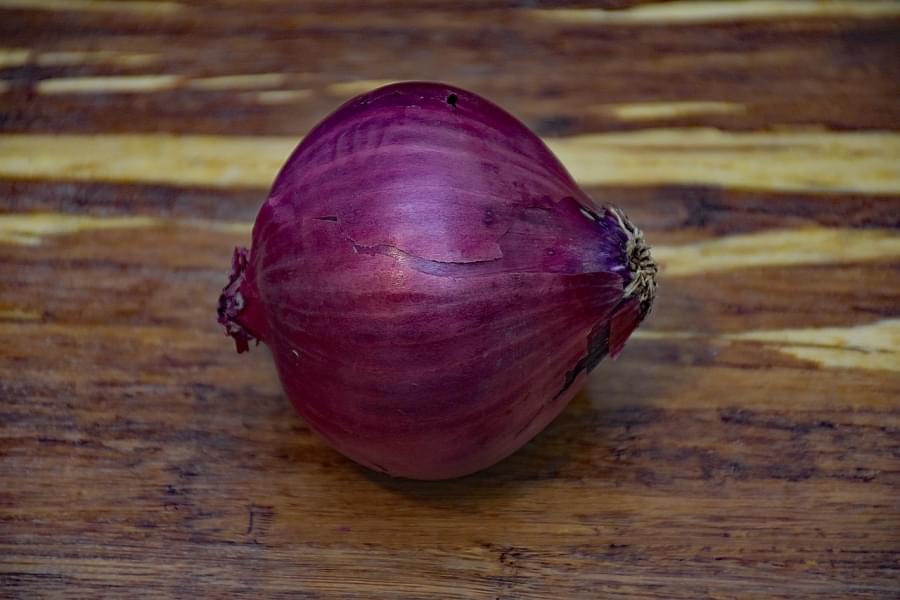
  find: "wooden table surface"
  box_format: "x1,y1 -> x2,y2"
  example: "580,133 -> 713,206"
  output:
2,1 -> 899,598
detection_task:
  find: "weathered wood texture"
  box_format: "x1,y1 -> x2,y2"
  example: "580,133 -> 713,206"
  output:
1,1 -> 899,598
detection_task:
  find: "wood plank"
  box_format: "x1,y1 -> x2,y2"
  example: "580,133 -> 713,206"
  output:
1,7 -> 897,135
1,1 -> 898,598
2,129 -> 899,193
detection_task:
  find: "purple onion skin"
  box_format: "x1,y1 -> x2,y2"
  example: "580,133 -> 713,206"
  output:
219,82 -> 656,480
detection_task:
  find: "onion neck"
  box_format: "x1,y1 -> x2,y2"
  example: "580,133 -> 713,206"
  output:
608,207 -> 658,316
217,246 -> 267,353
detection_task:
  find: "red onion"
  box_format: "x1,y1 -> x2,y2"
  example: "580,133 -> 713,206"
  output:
218,82 -> 657,480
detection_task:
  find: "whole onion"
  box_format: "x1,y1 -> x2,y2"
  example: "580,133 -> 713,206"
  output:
218,82 -> 657,480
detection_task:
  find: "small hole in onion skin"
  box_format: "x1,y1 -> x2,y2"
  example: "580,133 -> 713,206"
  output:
446,93 -> 458,107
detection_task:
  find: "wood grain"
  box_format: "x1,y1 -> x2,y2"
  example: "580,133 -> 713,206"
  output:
3,129 -> 899,193
1,1 -> 899,598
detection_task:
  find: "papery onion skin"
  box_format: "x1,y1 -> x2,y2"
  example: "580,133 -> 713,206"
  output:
218,82 -> 656,480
